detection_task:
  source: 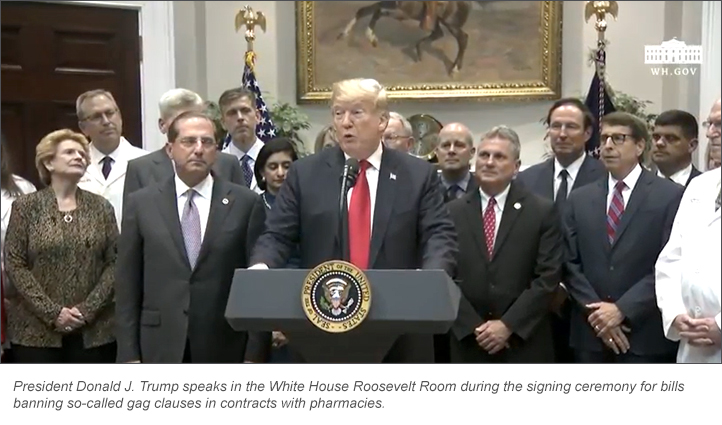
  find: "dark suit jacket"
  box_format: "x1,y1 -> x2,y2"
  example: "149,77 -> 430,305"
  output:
563,169 -> 684,356
447,182 -> 563,363
115,175 -> 265,363
250,144 -> 458,362
516,155 -> 607,200
437,170 -> 479,203
122,148 -> 244,213
685,166 -> 702,187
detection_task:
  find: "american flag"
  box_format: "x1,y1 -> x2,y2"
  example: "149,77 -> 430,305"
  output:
223,50 -> 277,149
584,41 -> 616,158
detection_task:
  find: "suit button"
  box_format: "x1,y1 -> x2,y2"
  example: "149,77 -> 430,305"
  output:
606,296 -> 612,301
183,309 -> 188,315
610,266 -> 614,271
486,312 -> 493,318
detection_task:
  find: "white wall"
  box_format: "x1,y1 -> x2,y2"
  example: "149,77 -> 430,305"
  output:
173,1 -> 717,167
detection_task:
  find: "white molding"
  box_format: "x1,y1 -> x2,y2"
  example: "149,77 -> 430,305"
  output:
42,1 -> 175,151
698,1 -> 722,170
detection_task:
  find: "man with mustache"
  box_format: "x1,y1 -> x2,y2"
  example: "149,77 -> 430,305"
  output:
115,111 -> 265,363
220,87 -> 265,194
650,110 -> 702,188
76,89 -> 148,230
564,112 -> 684,363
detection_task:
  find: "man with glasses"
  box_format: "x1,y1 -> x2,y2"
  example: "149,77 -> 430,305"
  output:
650,110 -> 702,188
563,112 -> 684,363
383,112 -> 415,153
704,98 -> 721,170
116,111 -> 265,363
516,98 -> 606,363
76,89 -> 148,230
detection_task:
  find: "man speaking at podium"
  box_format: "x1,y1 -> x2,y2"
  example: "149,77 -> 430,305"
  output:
249,78 -> 458,363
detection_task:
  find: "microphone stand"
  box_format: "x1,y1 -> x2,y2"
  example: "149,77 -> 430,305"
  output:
339,160 -> 359,262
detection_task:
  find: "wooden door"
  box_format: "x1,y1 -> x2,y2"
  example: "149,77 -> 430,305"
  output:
1,1 -> 142,188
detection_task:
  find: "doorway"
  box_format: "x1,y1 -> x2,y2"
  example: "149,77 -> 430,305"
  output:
1,1 -> 142,188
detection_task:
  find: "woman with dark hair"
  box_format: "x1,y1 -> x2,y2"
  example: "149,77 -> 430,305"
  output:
250,137 -> 300,363
1,137 -> 36,360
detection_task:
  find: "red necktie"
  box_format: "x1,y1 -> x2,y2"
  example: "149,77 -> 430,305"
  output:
483,197 -> 497,258
606,181 -> 626,244
349,160 -> 371,269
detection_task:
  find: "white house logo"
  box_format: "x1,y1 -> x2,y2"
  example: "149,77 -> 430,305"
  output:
645,38 -> 702,64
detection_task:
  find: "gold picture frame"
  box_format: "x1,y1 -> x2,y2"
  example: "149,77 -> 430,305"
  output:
296,1 -> 563,104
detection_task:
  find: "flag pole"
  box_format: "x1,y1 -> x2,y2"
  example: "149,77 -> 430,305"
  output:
584,2 -> 619,138
236,5 -> 267,72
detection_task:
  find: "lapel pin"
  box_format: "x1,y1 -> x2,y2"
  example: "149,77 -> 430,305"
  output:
222,198 -> 229,205
514,202 -> 521,210
390,173 -> 397,180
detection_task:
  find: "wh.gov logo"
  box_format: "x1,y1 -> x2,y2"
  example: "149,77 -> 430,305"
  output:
645,37 -> 702,76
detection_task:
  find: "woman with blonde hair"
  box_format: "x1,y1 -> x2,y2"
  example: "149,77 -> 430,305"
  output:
4,129 -> 118,363
313,125 -> 338,153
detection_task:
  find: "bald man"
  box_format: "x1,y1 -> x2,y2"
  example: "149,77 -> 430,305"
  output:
706,98 -> 721,170
435,123 -> 477,203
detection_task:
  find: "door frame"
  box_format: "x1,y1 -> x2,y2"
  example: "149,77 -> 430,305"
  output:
41,0 -> 176,151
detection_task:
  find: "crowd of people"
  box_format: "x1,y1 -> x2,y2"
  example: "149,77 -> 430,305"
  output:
0,78 -> 720,364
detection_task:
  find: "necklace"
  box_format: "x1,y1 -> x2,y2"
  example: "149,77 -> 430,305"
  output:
63,213 -> 73,223
261,192 -> 272,210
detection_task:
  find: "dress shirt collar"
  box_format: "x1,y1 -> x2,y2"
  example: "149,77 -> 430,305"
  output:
441,172 -> 472,192
608,163 -> 643,192
480,183 -> 511,210
657,163 -> 692,186
89,137 -> 131,164
343,140 -> 384,170
175,172 -> 214,200
227,138 -> 264,161
554,152 -> 586,181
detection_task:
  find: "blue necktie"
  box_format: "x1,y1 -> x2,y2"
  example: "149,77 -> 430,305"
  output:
101,156 -> 113,179
241,155 -> 253,188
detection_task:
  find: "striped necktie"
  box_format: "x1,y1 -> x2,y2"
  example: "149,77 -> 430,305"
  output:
606,181 -> 626,244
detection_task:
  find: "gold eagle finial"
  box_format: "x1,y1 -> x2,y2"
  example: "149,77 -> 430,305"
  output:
235,5 -> 267,50
584,1 -> 619,35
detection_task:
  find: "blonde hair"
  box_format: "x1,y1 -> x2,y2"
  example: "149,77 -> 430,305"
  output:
36,129 -> 90,186
314,125 -> 337,153
76,89 -> 117,119
331,78 -> 388,113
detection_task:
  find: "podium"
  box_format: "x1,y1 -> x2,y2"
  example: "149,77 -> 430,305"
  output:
225,268 -> 461,363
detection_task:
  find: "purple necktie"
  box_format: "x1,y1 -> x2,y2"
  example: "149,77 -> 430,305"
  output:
181,189 -> 201,268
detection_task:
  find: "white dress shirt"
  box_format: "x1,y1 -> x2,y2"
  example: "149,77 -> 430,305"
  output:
606,163 -> 643,210
175,173 -> 214,243
345,141 -> 383,235
222,138 -> 264,194
657,163 -> 692,187
553,153 -> 586,201
479,183 -> 510,245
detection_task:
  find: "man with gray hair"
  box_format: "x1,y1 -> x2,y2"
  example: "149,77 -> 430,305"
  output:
446,125 -> 562,363
383,111 -> 415,153
76,89 -> 149,230
123,88 -> 245,206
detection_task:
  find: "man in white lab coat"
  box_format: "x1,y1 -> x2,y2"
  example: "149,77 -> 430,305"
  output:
655,166 -> 721,363
76,89 -> 148,229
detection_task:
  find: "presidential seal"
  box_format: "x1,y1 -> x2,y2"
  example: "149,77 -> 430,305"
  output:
302,260 -> 372,333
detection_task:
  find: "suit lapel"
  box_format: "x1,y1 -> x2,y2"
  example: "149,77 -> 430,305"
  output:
612,171 -> 653,247
155,177 -> 190,269
574,156 -> 601,189
538,159 -> 555,199
463,190 -> 489,261
685,166 -> 701,187
591,180 -> 612,255
491,182 -> 525,259
152,149 -> 175,183
369,148 -> 398,267
326,147 -> 346,257
194,179 -> 234,268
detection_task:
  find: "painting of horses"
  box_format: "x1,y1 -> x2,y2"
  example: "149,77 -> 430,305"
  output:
296,1 -> 562,103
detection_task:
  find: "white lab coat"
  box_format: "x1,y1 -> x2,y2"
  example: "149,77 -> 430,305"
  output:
77,137 -> 148,230
655,168 -> 721,363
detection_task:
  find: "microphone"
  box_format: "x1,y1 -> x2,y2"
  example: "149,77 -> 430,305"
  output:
339,158 -> 360,262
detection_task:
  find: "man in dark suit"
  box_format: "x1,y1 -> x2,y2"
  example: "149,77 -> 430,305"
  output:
115,111 -> 265,363
448,125 -> 563,363
122,89 -> 244,208
650,109 -> 702,187
435,122 -> 478,203
564,112 -> 684,363
249,78 -> 458,363
516,98 -> 606,363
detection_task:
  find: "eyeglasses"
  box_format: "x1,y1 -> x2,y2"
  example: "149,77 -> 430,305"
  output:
178,137 -> 217,148
702,120 -> 722,130
81,108 -> 118,124
600,133 -> 633,145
